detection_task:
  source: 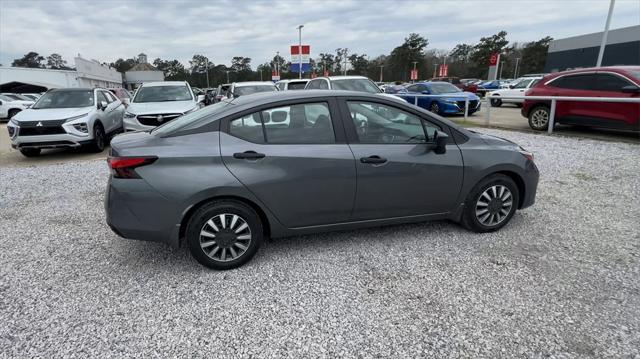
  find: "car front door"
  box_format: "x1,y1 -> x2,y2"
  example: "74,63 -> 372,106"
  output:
592,73 -> 639,128
219,99 -> 357,228
341,98 -> 464,220
102,91 -> 124,132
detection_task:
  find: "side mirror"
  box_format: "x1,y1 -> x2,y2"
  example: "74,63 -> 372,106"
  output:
509,84 -> 515,89
99,101 -> 108,110
433,130 -> 448,154
197,94 -> 205,103
621,85 -> 640,94
421,90 -> 430,95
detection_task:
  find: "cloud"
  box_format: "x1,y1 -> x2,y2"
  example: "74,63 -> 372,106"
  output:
0,0 -> 638,68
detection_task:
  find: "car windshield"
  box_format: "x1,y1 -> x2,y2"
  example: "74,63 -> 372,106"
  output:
234,85 -> 276,97
428,83 -> 462,94
152,100 -> 234,135
33,90 -> 94,109
133,85 -> 192,103
331,79 -> 381,93
287,82 -> 308,90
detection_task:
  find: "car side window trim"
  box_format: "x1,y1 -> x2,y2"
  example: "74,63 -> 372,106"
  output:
337,97 -> 446,145
221,97 -> 347,144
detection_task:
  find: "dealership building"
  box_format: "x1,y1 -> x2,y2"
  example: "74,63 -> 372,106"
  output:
544,25 -> 640,72
0,56 -> 123,92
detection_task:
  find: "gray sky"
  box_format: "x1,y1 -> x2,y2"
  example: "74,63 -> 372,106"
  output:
0,0 -> 638,68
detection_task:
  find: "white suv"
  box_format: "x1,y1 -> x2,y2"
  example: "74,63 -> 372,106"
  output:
123,81 -> 204,131
224,81 -> 278,100
0,94 -> 34,119
7,88 -> 124,157
305,76 -> 406,102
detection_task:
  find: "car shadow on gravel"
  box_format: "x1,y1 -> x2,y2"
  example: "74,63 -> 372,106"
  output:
111,213 -> 531,272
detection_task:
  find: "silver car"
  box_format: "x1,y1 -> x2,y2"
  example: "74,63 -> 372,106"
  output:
7,88 -> 124,157
106,90 -> 539,270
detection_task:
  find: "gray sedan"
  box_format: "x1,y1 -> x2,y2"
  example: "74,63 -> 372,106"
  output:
105,90 -> 539,270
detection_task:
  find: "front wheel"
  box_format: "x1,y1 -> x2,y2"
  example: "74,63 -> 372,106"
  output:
186,200 -> 263,270
461,174 -> 519,233
528,106 -> 550,131
429,102 -> 440,114
91,123 -> 105,152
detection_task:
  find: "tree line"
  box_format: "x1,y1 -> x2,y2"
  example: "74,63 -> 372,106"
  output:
9,31 -> 552,87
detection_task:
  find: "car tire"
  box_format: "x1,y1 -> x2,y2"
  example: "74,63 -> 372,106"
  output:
430,102 -> 440,114
91,123 -> 105,152
186,200 -> 263,270
461,174 -> 519,233
8,109 -> 21,119
528,105 -> 550,131
19,148 -> 41,157
490,98 -> 502,107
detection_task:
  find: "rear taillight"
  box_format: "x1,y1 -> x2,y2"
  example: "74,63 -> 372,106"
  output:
107,156 -> 157,179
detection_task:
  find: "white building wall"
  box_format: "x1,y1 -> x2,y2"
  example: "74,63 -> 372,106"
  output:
0,66 -> 79,88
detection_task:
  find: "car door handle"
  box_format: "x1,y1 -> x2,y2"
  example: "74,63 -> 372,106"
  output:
360,155 -> 387,164
233,151 -> 265,160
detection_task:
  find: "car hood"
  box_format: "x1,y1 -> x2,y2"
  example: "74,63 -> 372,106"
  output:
13,106 -> 93,122
471,130 -> 519,148
438,92 -> 479,101
127,100 -> 196,115
8,100 -> 34,106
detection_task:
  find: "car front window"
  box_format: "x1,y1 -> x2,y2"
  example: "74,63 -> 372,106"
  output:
513,79 -> 532,89
331,79 -> 381,94
133,85 -> 193,103
33,90 -> 94,109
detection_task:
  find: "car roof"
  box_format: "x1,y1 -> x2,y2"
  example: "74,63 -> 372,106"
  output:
49,88 -> 97,92
140,81 -> 187,87
233,81 -> 276,87
549,66 -> 640,77
313,76 -> 371,81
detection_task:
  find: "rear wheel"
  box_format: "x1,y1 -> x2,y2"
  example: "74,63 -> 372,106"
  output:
19,148 -> 41,157
490,98 -> 502,107
528,105 -> 550,131
461,174 -> 519,233
186,200 -> 263,270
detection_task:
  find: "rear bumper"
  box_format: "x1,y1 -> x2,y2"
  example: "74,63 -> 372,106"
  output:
104,177 -> 181,247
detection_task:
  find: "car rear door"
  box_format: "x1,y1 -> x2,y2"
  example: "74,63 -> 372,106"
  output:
340,98 -> 464,220
219,98 -> 357,228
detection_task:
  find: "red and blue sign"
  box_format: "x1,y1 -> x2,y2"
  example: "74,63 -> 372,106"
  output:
290,45 -> 311,73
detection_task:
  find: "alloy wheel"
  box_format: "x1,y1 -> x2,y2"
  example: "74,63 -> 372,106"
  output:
430,103 -> 439,113
199,213 -> 252,262
475,185 -> 513,227
531,108 -> 549,128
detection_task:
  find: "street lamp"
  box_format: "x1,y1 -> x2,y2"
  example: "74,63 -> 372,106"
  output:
225,70 -> 235,83
297,25 -> 304,79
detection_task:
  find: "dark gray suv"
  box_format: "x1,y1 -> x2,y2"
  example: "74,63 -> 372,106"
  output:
105,90 -> 539,269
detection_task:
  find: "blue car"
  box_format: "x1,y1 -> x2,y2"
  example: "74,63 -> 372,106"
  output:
476,80 -> 503,97
395,82 -> 481,116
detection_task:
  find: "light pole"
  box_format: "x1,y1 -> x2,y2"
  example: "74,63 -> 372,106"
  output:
343,48 -> 348,76
379,65 -> 384,82
597,0 -> 615,67
226,70 -> 233,83
297,25 -> 304,79
205,57 -> 210,88
433,63 -> 438,78
513,57 -> 520,78
499,61 -> 504,79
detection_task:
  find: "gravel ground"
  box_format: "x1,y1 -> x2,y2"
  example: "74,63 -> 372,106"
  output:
1,129 -> 639,358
